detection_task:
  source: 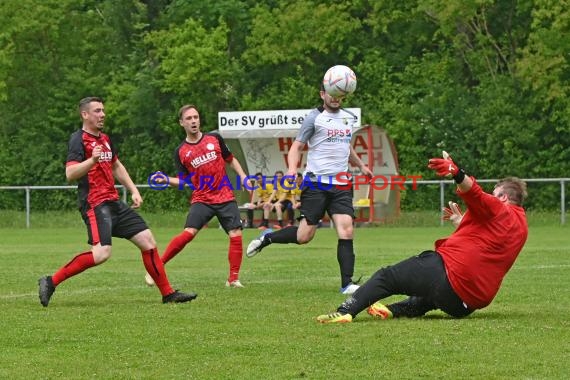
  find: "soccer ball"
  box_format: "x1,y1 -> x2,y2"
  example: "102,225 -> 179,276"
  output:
322,65 -> 357,97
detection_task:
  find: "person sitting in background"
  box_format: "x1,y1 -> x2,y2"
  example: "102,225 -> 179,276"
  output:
267,170 -> 287,229
279,173 -> 303,226
252,173 -> 277,230
245,172 -> 264,228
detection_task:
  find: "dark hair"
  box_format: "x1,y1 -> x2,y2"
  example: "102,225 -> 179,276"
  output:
78,97 -> 103,113
495,177 -> 528,206
178,104 -> 199,120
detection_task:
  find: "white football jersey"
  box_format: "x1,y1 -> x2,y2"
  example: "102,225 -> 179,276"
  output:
296,107 -> 358,185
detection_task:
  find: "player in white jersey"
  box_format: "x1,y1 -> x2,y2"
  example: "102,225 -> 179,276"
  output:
246,84 -> 373,294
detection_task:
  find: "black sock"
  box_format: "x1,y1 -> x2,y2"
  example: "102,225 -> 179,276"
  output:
266,226 -> 299,244
337,239 -> 355,288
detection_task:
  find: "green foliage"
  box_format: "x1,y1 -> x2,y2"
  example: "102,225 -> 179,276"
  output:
0,0 -> 568,211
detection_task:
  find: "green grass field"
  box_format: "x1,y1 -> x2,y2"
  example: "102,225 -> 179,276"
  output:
0,221 -> 568,379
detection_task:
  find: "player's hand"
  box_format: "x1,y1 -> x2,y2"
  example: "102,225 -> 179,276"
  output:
361,165 -> 373,178
91,145 -> 103,163
443,201 -> 463,227
428,151 -> 459,177
244,178 -> 255,190
286,169 -> 297,178
131,192 -> 143,209
152,174 -> 168,184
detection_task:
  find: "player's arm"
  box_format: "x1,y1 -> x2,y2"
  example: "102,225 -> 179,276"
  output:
287,140 -> 305,177
113,159 -> 143,208
66,142 -> 102,181
427,151 -> 473,192
66,157 -> 97,181
163,145 -> 185,188
228,157 -> 252,188
349,146 -> 373,176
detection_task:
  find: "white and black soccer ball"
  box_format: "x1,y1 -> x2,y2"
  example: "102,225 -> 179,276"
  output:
322,65 -> 357,98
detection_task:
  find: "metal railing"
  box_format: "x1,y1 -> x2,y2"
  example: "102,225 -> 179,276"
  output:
406,178 -> 568,226
1,178 -> 568,228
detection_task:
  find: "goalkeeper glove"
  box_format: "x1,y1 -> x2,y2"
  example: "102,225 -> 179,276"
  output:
443,201 -> 464,227
427,151 -> 466,184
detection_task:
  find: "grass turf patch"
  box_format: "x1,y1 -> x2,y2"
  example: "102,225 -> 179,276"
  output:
0,225 -> 568,379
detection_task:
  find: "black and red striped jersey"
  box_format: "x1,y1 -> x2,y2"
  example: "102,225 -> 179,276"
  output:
174,133 -> 235,205
66,129 -> 119,210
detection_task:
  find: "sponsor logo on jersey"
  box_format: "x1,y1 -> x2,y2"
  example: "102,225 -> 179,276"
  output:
190,151 -> 217,168
326,129 -> 352,138
99,151 -> 113,162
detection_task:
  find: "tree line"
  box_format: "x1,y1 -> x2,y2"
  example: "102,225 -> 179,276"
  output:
0,0 -> 568,212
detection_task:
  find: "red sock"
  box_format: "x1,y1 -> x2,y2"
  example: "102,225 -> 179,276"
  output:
52,251 -> 96,286
142,248 -> 174,296
161,230 -> 195,264
227,235 -> 243,282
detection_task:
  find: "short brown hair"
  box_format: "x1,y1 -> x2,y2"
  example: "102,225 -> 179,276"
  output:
78,97 -> 103,114
178,104 -> 199,120
495,177 -> 528,206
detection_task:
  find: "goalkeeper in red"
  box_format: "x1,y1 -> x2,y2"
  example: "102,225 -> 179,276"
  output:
145,104 -> 250,288
317,152 -> 528,323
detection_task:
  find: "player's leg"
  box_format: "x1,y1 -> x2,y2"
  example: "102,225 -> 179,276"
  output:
38,203 -> 113,307
331,213 -> 357,293
319,251 -> 445,322
217,201 -> 245,287
119,202 -> 197,303
328,187 -> 358,294
376,296 -> 435,318
245,186 -> 323,257
431,276 -> 474,318
162,203 -> 213,264
161,228 -> 198,264
130,229 -> 197,303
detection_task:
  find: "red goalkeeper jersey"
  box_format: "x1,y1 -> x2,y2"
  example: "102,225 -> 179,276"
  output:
66,129 -> 119,210
174,133 -> 236,205
435,179 -> 528,309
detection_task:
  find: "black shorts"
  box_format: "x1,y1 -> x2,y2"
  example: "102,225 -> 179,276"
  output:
383,251 -> 472,317
299,183 -> 354,225
185,201 -> 242,233
81,200 -> 149,246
